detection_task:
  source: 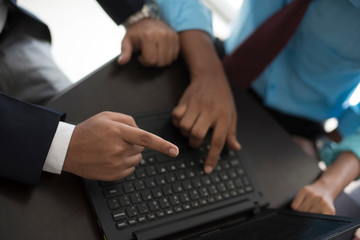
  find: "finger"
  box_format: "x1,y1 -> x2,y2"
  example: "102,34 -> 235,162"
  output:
291,190 -> 306,210
204,120 -> 228,174
226,114 -> 241,150
188,113 -> 212,149
296,195 -> 313,212
178,104 -> 200,136
172,104 -> 187,128
120,124 -> 179,157
126,145 -> 145,157
117,167 -> 136,180
122,153 -> 143,169
138,40 -> 157,67
170,34 -> 180,63
118,36 -> 133,65
157,40 -> 169,67
102,111 -> 138,128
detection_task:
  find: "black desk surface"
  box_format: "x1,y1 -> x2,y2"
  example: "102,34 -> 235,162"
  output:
1,58 -> 359,240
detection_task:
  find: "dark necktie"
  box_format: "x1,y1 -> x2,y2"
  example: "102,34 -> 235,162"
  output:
222,0 -> 311,89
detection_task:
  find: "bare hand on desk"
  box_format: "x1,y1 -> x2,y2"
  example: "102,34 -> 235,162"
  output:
62,112 -> 178,181
172,71 -> 241,174
118,19 -> 180,67
291,182 -> 336,215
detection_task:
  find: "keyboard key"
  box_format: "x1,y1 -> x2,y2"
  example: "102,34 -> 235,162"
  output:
159,198 -> 170,209
155,176 -> 166,186
166,162 -> 177,172
103,185 -> 122,199
165,207 -> 174,215
123,183 -> 134,194
112,209 -> 126,221
156,210 -> 165,218
191,201 -> 200,208
156,164 -> 167,174
141,190 -> 153,201
162,185 -> 173,196
189,189 -> 200,200
182,180 -> 193,190
199,187 -> 209,198
138,216 -> 147,223
182,203 -> 191,210
165,173 -> 176,183
145,177 -> 156,188
134,180 -> 145,191
175,170 -> 186,181
130,193 -> 141,204
148,201 -> 160,212
179,193 -> 190,203
210,173 -> 220,183
146,155 -> 157,165
147,213 -> 156,221
145,166 -> 156,176
116,220 -> 127,229
107,198 -> 120,210
172,183 -> 183,193
137,203 -> 150,215
217,183 -> 227,193
152,188 -> 163,198
128,218 -> 137,226
174,206 -> 182,213
119,195 -> 130,207
126,174 -> 136,181
169,195 -> 180,206
135,168 -> 146,179
126,206 -> 138,218
192,178 -> 202,188
200,176 -> 211,185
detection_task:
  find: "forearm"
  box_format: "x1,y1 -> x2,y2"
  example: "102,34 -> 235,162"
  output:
179,30 -> 225,81
317,151 -> 360,199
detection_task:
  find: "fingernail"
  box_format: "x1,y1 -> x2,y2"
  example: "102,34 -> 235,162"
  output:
204,166 -> 213,174
169,147 -> 178,157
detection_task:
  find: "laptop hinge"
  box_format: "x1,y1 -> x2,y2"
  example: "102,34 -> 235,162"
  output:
253,202 -> 261,215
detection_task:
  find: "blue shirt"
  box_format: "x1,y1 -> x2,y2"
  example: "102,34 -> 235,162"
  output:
156,0 -> 360,164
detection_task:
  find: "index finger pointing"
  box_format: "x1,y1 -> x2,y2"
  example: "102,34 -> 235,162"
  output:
120,124 -> 179,157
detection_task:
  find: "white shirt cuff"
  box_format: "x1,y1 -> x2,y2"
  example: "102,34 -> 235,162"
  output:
43,121 -> 75,174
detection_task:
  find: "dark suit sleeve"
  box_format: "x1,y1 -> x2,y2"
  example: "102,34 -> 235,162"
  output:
96,0 -> 145,25
0,93 -> 64,185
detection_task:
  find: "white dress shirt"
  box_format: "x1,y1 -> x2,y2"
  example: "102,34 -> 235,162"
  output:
43,122 -> 75,174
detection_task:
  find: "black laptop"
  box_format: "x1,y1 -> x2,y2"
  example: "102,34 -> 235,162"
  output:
84,111 -> 360,240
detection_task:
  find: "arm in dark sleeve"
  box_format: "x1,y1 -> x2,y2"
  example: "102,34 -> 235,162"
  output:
96,0 -> 145,25
0,93 -> 64,185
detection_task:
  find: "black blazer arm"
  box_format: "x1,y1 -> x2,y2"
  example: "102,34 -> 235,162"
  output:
0,93 -> 64,185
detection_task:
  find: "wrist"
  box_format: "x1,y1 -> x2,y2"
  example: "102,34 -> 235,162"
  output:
124,0 -> 160,28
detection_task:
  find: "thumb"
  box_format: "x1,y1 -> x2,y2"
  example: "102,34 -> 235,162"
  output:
118,36 -> 133,65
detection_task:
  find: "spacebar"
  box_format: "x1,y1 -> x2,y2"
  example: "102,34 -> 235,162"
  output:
133,200 -> 252,240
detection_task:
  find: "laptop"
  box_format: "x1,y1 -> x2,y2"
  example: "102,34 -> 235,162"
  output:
84,110 -> 360,240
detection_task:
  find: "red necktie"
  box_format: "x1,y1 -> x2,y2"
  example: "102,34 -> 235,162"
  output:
222,0 -> 311,89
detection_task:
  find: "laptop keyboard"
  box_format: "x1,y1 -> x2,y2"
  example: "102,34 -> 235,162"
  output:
99,145 -> 254,230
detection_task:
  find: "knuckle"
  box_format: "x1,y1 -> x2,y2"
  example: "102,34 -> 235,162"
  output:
191,129 -> 205,140
144,31 -> 155,41
212,137 -> 225,150
139,133 -> 151,147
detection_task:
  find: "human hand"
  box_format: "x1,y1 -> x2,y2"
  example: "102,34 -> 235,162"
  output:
172,73 -> 241,174
291,181 -> 336,215
118,19 -> 180,67
62,112 -> 178,181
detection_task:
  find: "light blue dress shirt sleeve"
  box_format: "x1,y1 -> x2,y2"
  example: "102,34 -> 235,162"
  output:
154,0 -> 213,35
322,128 -> 360,166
